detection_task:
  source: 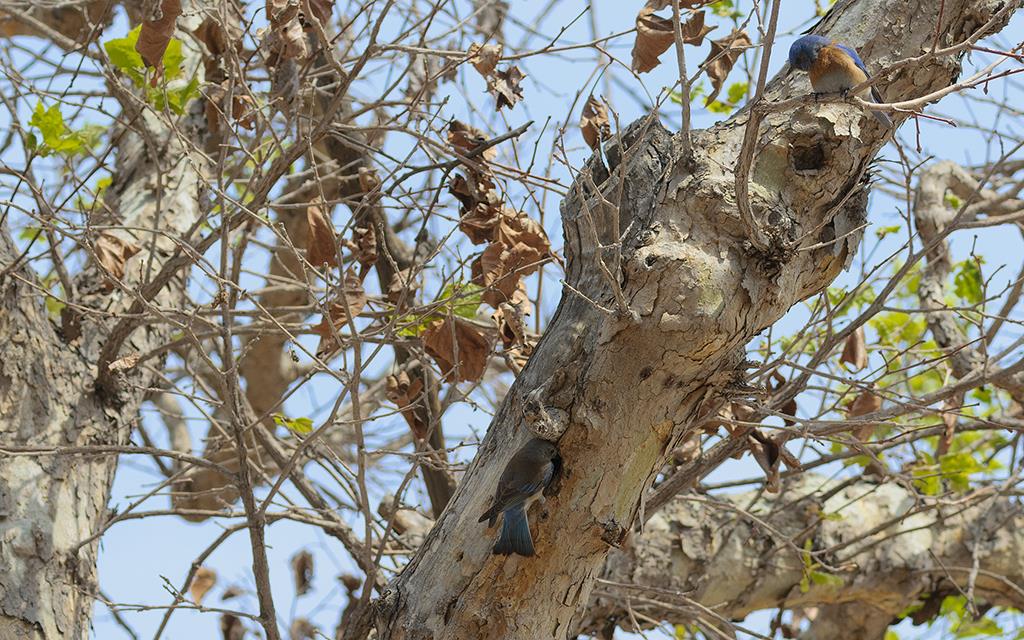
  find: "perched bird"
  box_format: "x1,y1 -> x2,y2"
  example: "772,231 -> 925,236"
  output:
478,438 -> 559,557
788,34 -> 892,127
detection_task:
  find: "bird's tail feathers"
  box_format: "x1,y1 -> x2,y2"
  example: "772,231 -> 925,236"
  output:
479,504 -> 500,527
493,505 -> 534,556
869,87 -> 893,127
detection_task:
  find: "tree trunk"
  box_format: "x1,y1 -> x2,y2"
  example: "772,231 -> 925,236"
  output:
0,60 -> 208,640
373,0 -> 1019,637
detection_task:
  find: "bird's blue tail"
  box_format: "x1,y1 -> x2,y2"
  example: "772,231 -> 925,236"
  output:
870,87 -> 893,127
493,504 -> 534,556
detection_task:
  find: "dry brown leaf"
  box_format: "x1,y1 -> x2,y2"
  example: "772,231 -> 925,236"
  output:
357,167 -> 382,197
779,397 -> 798,427
467,42 -> 503,77
95,233 -> 141,282
937,394 -> 963,457
459,203 -> 502,245
631,7 -> 713,74
136,0 -> 182,74
221,586 -> 243,601
847,389 -> 882,441
840,326 -> 868,370
290,618 -> 317,640
386,371 -> 427,438
291,550 -> 314,596
193,15 -> 241,57
580,95 -> 610,151
703,29 -> 752,104
306,203 -> 338,268
485,65 -> 525,110
385,268 -> 419,305
448,120 -> 497,162
421,318 -> 490,383
190,566 -> 217,604
265,0 -> 309,61
349,223 -> 377,270
306,0 -> 333,24
314,269 -> 368,356
232,95 -> 257,130
220,613 -> 245,640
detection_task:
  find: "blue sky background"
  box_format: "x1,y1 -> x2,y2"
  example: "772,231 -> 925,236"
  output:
0,0 -> 1011,637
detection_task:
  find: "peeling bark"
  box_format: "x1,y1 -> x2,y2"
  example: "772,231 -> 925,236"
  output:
583,474 -> 1024,640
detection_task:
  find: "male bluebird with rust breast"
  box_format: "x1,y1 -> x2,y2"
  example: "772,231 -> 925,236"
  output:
789,34 -> 892,127
479,437 -> 559,557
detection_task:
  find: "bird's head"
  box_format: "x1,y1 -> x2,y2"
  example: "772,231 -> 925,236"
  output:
789,35 -> 830,71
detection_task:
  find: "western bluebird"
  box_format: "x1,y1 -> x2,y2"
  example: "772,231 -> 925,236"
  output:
789,35 -> 892,127
478,437 -> 559,557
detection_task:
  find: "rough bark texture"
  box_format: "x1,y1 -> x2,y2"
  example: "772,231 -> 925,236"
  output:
0,43 -> 208,640
373,0 -> 1017,638
584,474 -> 1024,637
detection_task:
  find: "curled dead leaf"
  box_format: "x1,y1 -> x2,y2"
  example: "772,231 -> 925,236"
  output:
290,618 -> 317,640
631,7 -> 713,74
840,326 -> 868,371
421,317 -> 491,383
385,268 -> 419,306
314,269 -> 368,356
265,0 -> 309,61
306,0 -> 333,24
220,613 -> 245,640
448,120 -> 497,162
291,550 -> 314,596
190,566 -> 217,604
348,223 -> 377,270
136,0 -> 182,73
467,42 -> 502,77
703,29 -> 752,104
485,65 -> 525,110
232,95 -> 257,130
306,203 -> 338,268
580,95 -> 610,151
937,395 -> 963,457
847,389 -> 882,441
357,167 -> 382,198
95,233 -> 141,283
472,214 -> 551,308
386,371 -> 427,438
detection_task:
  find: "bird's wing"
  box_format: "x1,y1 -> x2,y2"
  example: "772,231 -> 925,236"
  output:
834,43 -> 870,76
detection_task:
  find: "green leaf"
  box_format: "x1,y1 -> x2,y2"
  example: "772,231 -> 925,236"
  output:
954,258 -> 984,305
104,26 -> 146,85
706,100 -> 732,114
164,74 -> 201,115
162,38 -> 185,80
30,102 -> 68,146
710,0 -> 741,18
45,296 -> 65,318
884,631 -> 900,640
955,616 -> 1002,637
809,570 -> 845,587
940,595 -> 967,618
726,81 -> 748,105
875,224 -> 902,239
440,282 -> 483,319
273,414 -> 314,435
18,225 -> 43,242
29,102 -> 100,157
945,192 -> 963,210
